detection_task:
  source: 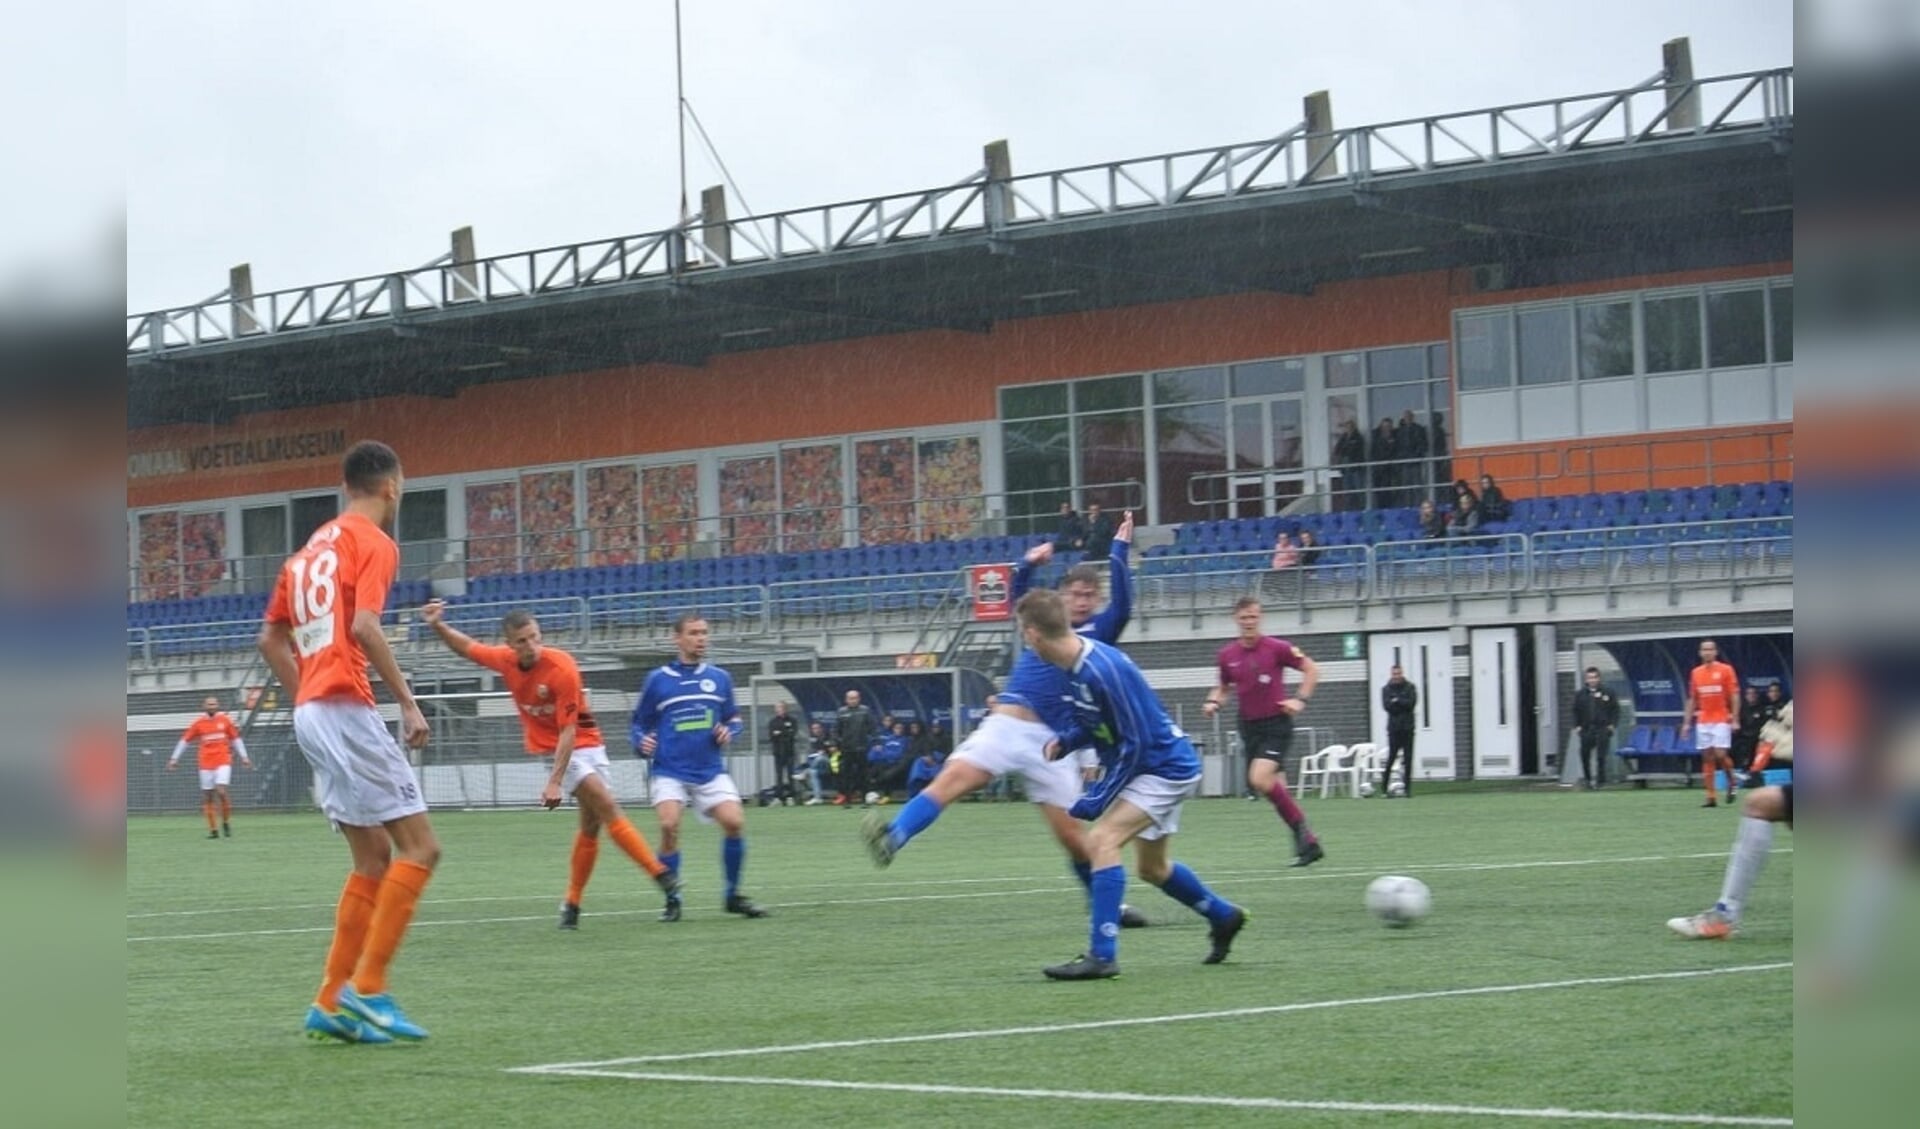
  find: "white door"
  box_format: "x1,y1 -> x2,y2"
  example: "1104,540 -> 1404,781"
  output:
1368,631 -> 1455,781
1471,627 -> 1523,778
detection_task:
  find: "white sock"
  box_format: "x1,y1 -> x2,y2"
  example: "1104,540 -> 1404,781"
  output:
1716,816 -> 1775,920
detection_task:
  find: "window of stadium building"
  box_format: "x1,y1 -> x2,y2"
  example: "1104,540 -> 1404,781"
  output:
1452,278 -> 1791,446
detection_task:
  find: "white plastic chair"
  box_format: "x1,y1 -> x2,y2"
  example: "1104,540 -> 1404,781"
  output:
1318,746 -> 1358,798
1345,743 -> 1379,797
1296,745 -> 1344,798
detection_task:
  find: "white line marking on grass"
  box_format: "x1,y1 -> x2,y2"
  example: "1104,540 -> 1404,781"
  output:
125,847 -> 1788,930
513,963 -> 1791,1072
512,1069 -> 1791,1126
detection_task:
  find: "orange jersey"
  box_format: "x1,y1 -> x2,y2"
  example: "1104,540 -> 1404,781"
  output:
264,511 -> 399,707
1688,661 -> 1740,725
466,643 -> 601,754
180,713 -> 241,769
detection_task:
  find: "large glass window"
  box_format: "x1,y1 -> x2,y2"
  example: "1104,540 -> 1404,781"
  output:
291,494 -> 339,548
1367,345 -> 1427,386
1077,411 -> 1145,507
1153,366 -> 1225,404
1770,283 -> 1793,363
1231,358 -> 1304,397
1708,288 -> 1767,368
399,487 -> 449,577
1644,294 -> 1703,374
1457,311 -> 1513,390
1517,307 -> 1573,385
1577,301 -> 1635,379
1154,402 -> 1227,524
1004,417 -> 1071,535
1326,353 -> 1364,389
1001,383 -> 1067,419
1073,374 -> 1142,413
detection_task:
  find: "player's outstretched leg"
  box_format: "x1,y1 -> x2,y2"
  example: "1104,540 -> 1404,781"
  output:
1669,786 -> 1787,939
865,759 -> 993,867
1137,842 -> 1245,964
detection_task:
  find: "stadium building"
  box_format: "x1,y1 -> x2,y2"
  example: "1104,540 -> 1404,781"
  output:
125,43 -> 1792,813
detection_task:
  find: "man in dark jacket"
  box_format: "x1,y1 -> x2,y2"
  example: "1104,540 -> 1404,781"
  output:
1379,665 -> 1419,796
833,690 -> 878,807
1082,502 -> 1116,560
1734,687 -> 1768,771
1571,666 -> 1621,789
1332,419 -> 1368,512
766,702 -> 801,807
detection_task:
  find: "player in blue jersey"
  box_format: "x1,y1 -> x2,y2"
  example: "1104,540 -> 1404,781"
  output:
863,513 -> 1148,927
1017,588 -> 1249,980
630,613 -> 769,921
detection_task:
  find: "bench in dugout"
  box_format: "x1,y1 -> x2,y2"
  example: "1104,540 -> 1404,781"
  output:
1614,724 -> 1700,787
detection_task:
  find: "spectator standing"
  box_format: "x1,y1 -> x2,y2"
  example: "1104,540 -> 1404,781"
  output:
833,690 -> 878,807
1571,666 -> 1620,790
1379,665 -> 1419,796
1052,501 -> 1087,552
1397,410 -> 1430,507
1082,502 -> 1116,560
1478,474 -> 1513,523
1734,687 -> 1768,772
766,702 -> 801,807
1370,418 -> 1400,509
1332,419 -> 1368,512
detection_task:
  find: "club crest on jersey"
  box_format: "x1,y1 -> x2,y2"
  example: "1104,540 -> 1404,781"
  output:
700,679 -> 717,693
536,684 -> 550,699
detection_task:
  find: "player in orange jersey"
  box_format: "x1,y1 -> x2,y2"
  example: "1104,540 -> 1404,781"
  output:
420,600 -> 680,930
1682,638 -> 1743,808
168,695 -> 252,838
258,440 -> 439,1046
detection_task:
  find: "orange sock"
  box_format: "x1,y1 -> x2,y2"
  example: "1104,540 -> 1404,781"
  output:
203,799 -> 217,830
315,872 -> 379,1010
607,817 -> 666,877
351,860 -> 432,997
1750,743 -> 1773,773
566,832 -> 600,905
218,792 -> 232,821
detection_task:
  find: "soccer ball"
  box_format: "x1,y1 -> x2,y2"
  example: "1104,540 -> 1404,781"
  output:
864,791 -> 880,805
1365,875 -> 1431,927
1358,781 -> 1376,798
1387,780 -> 1407,798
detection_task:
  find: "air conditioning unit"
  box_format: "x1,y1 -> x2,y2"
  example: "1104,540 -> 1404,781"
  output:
1469,264 -> 1509,293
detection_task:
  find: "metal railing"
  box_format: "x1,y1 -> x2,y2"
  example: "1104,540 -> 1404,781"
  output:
127,69 -> 1790,356
125,519 -> 1792,668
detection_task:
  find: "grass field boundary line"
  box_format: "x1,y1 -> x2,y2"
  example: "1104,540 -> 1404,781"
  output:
509,1067 -> 1791,1125
513,962 -> 1792,1072
126,848 -> 1788,925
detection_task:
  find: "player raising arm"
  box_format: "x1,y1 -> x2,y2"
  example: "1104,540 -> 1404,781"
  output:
257,440 -> 438,1045
421,601 -> 678,930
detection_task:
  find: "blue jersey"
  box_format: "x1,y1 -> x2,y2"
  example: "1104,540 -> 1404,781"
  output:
997,535 -> 1134,731
872,732 -> 908,766
1055,638 -> 1200,820
629,660 -> 742,785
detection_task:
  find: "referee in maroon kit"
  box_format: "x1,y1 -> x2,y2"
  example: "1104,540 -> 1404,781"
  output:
1203,595 -> 1325,867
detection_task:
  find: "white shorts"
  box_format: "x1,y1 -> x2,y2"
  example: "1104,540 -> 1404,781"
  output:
198,765 -> 232,790
1116,773 -> 1200,842
1694,722 -> 1733,751
293,699 -> 427,827
651,772 -> 742,821
950,712 -> 1085,809
556,745 -> 612,796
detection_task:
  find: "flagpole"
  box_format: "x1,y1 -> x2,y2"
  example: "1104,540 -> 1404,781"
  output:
675,0 -> 688,226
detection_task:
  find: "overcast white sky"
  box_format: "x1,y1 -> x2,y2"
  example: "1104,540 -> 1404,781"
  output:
123,0 -> 1792,314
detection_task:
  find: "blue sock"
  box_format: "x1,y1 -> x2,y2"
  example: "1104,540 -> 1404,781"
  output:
1157,862 -> 1238,926
722,837 -> 744,900
1070,859 -> 1093,890
1089,865 -> 1126,962
886,792 -> 945,852
662,851 -> 681,878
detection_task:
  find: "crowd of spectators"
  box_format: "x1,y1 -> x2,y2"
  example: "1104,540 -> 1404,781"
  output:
137,511 -> 181,600
464,482 -> 519,577
585,464 -> 641,566
179,512 -> 227,597
519,470 -> 577,572
856,437 -> 915,545
780,443 -> 844,552
641,463 -> 698,561
1333,410 -> 1451,510
916,436 -> 984,541
720,455 -> 778,556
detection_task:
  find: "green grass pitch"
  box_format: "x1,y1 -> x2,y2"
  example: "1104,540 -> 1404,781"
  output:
129,787 -> 1792,1127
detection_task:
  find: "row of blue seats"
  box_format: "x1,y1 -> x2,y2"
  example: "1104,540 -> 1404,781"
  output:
130,579 -> 437,629
1175,482 -> 1793,553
